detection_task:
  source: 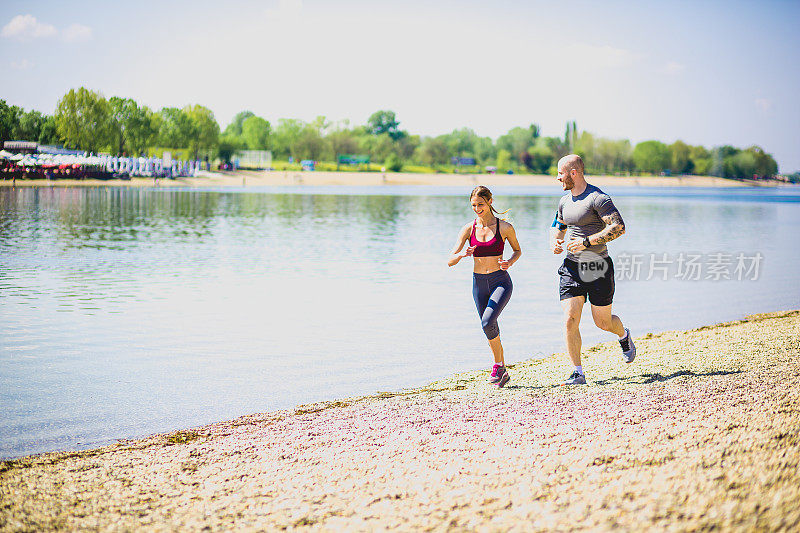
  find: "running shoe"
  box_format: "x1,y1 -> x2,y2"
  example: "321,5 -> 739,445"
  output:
619,328 -> 636,363
489,364 -> 510,388
563,371 -> 586,385
489,363 -> 500,382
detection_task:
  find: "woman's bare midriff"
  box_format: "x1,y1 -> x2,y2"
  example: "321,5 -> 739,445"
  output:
473,255 -> 503,274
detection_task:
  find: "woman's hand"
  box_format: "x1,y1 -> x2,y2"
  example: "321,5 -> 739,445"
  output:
462,246 -> 476,258
498,257 -> 510,270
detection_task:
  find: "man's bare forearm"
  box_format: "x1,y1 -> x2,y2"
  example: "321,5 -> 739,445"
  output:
589,212 -> 625,246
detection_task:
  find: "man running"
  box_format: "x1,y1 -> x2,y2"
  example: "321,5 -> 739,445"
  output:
550,154 -> 636,385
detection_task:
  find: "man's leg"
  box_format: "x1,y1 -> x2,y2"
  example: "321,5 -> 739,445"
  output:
591,303 -> 636,363
561,296 -> 585,366
590,304 -> 625,337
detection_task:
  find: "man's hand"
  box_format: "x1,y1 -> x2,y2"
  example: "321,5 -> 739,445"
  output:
552,238 -> 564,254
566,239 -> 587,254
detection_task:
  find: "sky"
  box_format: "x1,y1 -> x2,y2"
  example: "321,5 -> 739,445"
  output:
2,0 -> 799,172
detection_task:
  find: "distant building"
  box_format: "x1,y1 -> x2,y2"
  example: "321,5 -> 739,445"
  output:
3,140 -> 83,156
3,140 -> 38,154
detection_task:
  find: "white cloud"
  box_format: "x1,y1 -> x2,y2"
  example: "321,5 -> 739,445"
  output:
10,58 -> 33,70
755,98 -> 772,112
1,15 -> 92,43
62,23 -> 92,43
662,61 -> 685,74
1,14 -> 56,40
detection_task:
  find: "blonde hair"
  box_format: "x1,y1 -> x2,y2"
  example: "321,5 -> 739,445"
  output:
470,185 -> 509,217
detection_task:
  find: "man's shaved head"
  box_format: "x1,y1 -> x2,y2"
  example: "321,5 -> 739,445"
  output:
558,154 -> 584,176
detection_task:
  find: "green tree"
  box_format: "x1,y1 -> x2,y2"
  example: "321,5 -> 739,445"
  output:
593,138 -> 633,174
564,121 -> 578,151
495,149 -> 512,172
328,121 -> 360,159
272,119 -> 305,159
367,110 -> 405,140
224,111 -> 255,137
711,145 -> 739,177
632,140 -> 670,174
746,146 -> 778,177
437,128 -> 495,166
442,128 -> 477,157
574,132 -> 596,170
38,115 -> 60,145
689,145 -> 711,175
0,100 -> 21,143
184,104 -> 220,159
13,109 -> 46,141
473,136 -> 496,164
295,121 -> 328,160
668,140 -> 693,174
108,97 -> 156,155
527,145 -> 555,174
415,137 -> 449,166
127,107 -> 156,155
729,151 -> 757,178
241,116 -> 271,150
384,152 -> 403,172
542,136 -> 571,162
157,107 -> 194,149
363,133 -> 397,163
395,134 -> 420,161
217,133 -> 245,163
497,124 -> 540,164
54,87 -> 113,152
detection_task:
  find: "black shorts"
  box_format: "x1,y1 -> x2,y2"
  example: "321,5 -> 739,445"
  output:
558,257 -> 615,306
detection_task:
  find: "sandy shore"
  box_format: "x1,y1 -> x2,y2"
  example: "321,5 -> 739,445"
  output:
2,310 -> 799,531
0,170 -> 776,189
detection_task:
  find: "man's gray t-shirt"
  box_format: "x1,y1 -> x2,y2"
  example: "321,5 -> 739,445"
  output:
557,183 -> 620,260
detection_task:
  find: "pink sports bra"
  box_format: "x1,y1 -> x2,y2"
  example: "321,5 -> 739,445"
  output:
470,218 -> 505,257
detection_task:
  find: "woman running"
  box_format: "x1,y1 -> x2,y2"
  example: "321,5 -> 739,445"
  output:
447,186 -> 522,387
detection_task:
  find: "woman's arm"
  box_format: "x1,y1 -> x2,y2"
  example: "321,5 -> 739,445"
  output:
498,222 -> 522,270
448,224 -> 475,267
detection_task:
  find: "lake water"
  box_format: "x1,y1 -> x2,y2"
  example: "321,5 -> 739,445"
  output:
2,184 -> 799,459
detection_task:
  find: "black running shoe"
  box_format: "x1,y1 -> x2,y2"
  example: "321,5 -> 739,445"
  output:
619,328 -> 636,363
563,371 -> 587,385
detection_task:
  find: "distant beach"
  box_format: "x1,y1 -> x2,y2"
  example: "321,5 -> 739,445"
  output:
2,310 -> 798,531
0,170 -> 778,189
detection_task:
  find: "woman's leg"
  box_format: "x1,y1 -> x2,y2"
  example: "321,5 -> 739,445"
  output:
481,276 -> 513,364
473,275 -> 500,364
488,336 -> 504,365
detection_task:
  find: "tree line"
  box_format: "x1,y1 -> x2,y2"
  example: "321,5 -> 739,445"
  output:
0,88 -> 779,178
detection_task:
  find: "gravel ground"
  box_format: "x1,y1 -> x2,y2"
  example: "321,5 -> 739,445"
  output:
2,310 -> 799,532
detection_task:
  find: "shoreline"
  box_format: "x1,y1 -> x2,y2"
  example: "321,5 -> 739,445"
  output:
2,310 -> 799,530
0,170 -> 788,189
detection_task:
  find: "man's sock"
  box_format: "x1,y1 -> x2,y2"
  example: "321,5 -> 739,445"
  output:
575,365 -> 583,375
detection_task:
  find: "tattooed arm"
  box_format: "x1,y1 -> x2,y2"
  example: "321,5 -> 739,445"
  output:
589,211 -> 626,246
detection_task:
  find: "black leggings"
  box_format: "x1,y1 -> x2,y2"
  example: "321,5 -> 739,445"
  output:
472,270 -> 513,340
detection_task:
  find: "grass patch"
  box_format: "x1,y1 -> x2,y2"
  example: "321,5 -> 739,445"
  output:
166,431 -> 200,445
295,401 -> 351,415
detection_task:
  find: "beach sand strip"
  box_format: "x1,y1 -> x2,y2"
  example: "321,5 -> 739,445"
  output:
1,170 -> 766,189
1,310 -> 799,531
